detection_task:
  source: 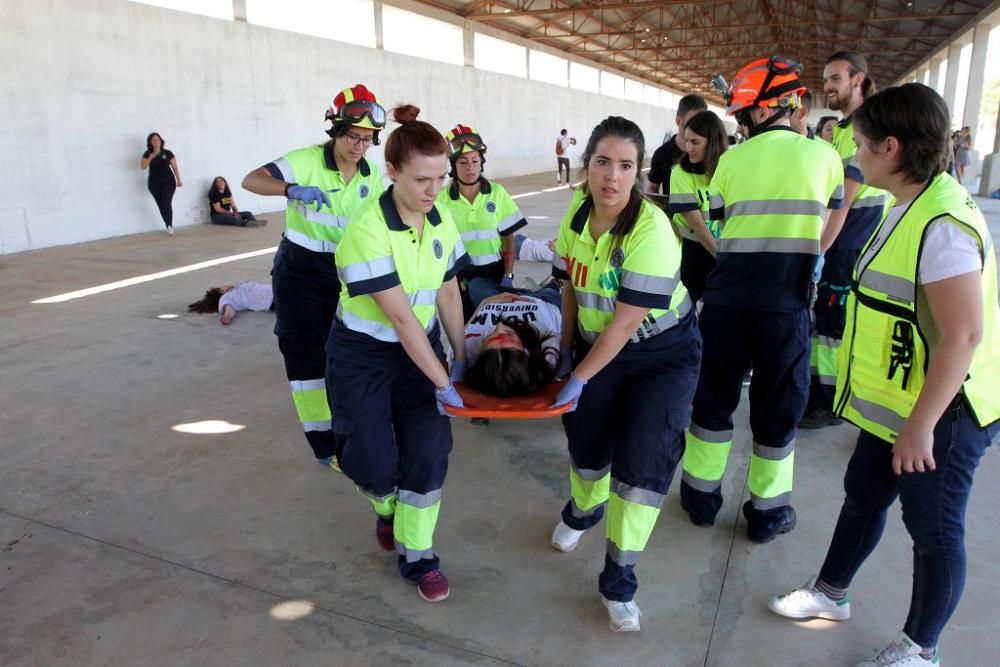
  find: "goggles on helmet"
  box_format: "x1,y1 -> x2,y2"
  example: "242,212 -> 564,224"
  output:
449,132 -> 486,156
337,99 -> 386,128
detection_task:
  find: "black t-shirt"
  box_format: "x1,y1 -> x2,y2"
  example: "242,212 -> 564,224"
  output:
143,148 -> 175,184
647,136 -> 684,195
208,188 -> 233,215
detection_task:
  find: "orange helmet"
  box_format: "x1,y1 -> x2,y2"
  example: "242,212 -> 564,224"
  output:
325,84 -> 386,130
446,124 -> 487,156
723,56 -> 806,116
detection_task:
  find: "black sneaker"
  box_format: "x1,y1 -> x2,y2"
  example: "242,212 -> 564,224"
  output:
798,409 -> 843,429
745,504 -> 797,544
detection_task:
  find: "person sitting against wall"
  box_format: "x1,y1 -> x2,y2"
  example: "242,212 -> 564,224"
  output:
208,177 -> 263,227
188,281 -> 274,325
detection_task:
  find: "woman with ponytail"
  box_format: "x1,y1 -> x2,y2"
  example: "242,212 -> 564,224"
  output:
326,105 -> 469,603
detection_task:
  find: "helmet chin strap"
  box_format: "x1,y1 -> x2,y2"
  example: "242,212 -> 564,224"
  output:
737,107 -> 787,138
456,173 -> 482,186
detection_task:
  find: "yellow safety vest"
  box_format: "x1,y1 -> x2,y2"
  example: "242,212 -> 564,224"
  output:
834,172 -> 1000,440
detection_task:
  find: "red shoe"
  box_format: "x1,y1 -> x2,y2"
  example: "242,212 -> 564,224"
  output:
416,570 -> 450,603
375,520 -> 395,552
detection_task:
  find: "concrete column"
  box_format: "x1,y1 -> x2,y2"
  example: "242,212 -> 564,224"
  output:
463,21 -> 474,67
942,40 -> 965,124
962,21 -> 993,132
979,98 -> 1000,196
927,57 -> 942,91
373,0 -> 383,50
232,0 -> 246,22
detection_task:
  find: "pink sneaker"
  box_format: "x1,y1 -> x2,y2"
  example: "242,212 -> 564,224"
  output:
417,570 -> 450,602
375,520 -> 394,552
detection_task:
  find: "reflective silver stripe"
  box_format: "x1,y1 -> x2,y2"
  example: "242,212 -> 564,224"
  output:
570,499 -> 605,518
629,292 -> 692,343
408,289 -> 438,307
850,395 -> 908,433
340,256 -> 396,283
752,440 -> 794,461
851,194 -> 888,210
460,229 -> 500,242
289,378 -> 326,392
818,374 -> 837,386
339,309 -> 400,342
467,252 -> 502,266
709,194 -> 725,209
303,419 -> 332,432
749,491 -> 792,511
497,211 -> 523,233
725,199 -> 826,218
553,254 -> 568,272
611,479 -> 665,509
620,271 -> 677,296
579,327 -> 600,344
446,240 -> 468,272
858,268 -> 914,303
689,423 -> 733,444
395,542 -> 436,563
299,203 -> 348,228
719,237 -> 820,254
398,489 -> 442,509
816,335 -> 841,349
575,289 -> 617,313
681,470 -> 722,493
670,193 -> 697,206
285,228 -> 337,253
841,157 -> 852,170
571,462 -> 611,482
830,184 -> 845,201
357,488 -> 398,504
607,541 -> 642,566
273,157 -> 295,183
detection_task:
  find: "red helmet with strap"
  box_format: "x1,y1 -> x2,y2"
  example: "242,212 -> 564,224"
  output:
325,84 -> 386,129
723,56 -> 806,116
446,124 -> 487,156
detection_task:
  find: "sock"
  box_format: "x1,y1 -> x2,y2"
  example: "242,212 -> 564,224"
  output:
813,577 -> 848,602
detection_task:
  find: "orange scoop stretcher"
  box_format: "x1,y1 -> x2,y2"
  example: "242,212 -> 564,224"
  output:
444,380 -> 571,419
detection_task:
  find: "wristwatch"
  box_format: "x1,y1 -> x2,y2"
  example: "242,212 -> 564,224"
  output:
503,272 -> 514,280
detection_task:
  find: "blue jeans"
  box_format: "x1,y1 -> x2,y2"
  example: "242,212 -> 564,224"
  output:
818,404 -> 999,647
466,276 -> 560,311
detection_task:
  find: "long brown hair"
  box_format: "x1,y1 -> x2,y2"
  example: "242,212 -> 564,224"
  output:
188,288 -> 225,313
678,110 -> 728,177
465,318 -> 557,397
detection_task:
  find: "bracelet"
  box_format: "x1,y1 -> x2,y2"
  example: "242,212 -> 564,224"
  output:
283,182 -> 296,197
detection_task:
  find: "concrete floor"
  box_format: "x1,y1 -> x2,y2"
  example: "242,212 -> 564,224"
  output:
2,173 -> 999,667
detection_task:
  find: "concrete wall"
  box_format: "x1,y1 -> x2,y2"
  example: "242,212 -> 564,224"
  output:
0,0 -> 674,254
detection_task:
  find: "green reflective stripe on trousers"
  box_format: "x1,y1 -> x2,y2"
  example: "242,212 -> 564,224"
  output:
394,492 -> 442,553
569,464 -> 611,514
753,440 -> 794,461
360,489 -> 397,519
812,336 -> 839,386
289,380 -> 332,423
750,491 -> 793,511
607,541 -> 643,566
681,470 -> 720,493
395,542 -> 435,563
682,427 -> 733,483
748,450 -> 794,503
607,485 -> 661,554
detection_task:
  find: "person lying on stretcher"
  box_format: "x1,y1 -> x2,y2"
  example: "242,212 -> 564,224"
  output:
458,277 -> 562,397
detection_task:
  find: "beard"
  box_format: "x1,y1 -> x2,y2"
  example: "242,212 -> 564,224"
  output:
827,92 -> 846,111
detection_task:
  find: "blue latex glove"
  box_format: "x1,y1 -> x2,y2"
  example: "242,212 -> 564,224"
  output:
551,374 -> 587,412
449,359 -> 466,384
556,346 -> 573,379
812,254 -> 825,282
500,275 -> 514,288
287,185 -> 331,209
435,383 -> 464,416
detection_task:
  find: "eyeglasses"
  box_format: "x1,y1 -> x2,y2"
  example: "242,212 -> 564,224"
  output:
339,99 -> 386,128
344,131 -> 373,147
449,132 -> 486,155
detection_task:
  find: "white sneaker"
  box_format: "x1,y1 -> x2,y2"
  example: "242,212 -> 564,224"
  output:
550,520 -> 585,552
768,576 -> 851,621
856,632 -> 939,666
602,596 -> 642,632
167,226 -> 174,235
